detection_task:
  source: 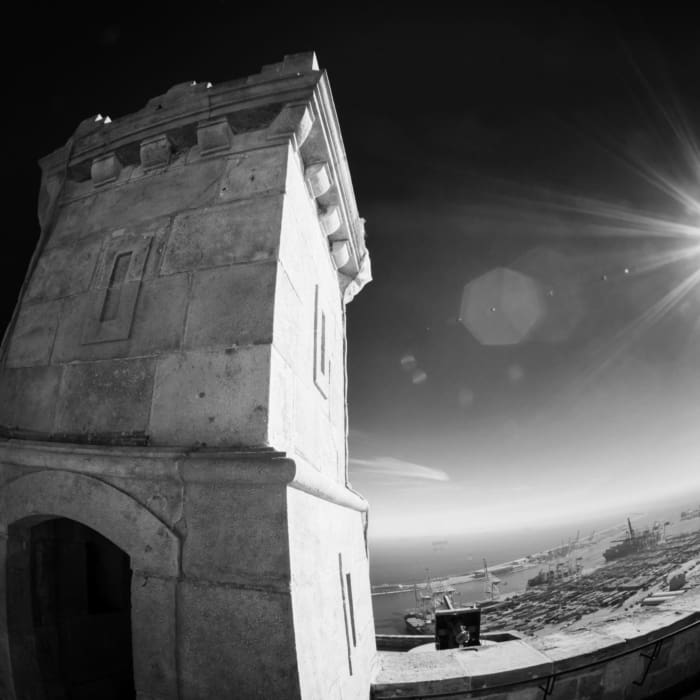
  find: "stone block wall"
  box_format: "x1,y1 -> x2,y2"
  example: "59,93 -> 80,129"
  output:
1,142 -> 287,447
1,53 -> 370,466
1,54 -> 375,700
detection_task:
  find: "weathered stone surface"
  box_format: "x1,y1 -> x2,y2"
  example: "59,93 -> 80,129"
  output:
185,262 -> 275,350
140,134 -> 173,170
0,365 -> 61,432
2,56 -> 374,700
0,536 -> 14,700
268,345 -> 294,454
101,475 -> 184,530
293,382 -> 338,477
287,488 -> 374,700
5,300 -> 60,367
80,158 -> 227,238
217,145 -> 288,202
161,197 -> 282,275
274,168 -> 348,480
131,574 -> 178,700
48,194 -> 97,247
305,162 -> 332,197
0,471 -> 179,576
182,482 -> 288,584
25,238 -> 102,302
149,347 -> 269,446
54,358 -> 155,435
177,581 -> 300,700
576,671 -> 604,698
600,650 -> 641,691
81,280 -> 142,344
267,104 -> 315,148
550,677 -> 578,699
52,274 -> 189,362
197,117 -> 233,154
505,689 -> 544,700
271,264 -> 301,369
91,152 -> 122,186
319,205 -> 342,237
93,231 -> 154,288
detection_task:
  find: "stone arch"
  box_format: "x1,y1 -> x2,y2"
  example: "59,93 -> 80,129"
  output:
0,470 -> 179,576
0,470 -> 180,700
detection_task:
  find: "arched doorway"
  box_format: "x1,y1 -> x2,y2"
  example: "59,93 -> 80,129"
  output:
7,517 -> 135,699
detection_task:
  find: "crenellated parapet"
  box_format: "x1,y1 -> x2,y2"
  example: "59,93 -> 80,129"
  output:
38,52 -> 370,300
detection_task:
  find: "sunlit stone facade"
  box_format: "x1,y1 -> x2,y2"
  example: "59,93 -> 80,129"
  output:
0,53 -> 374,699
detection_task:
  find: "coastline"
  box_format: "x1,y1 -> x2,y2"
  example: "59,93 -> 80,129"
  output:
371,527 -> 623,598
371,516 -> 700,634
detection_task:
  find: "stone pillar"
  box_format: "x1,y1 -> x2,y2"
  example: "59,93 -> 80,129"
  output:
130,572 -> 178,700
0,533 -> 17,700
0,53 -> 374,699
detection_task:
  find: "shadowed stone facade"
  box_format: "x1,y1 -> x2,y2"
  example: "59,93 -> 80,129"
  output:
0,53 -> 374,699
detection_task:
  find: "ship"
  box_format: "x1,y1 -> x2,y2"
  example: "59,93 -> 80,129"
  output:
681,506 -> 700,521
404,572 -> 456,634
527,558 -> 582,587
603,518 -> 660,562
528,568 -> 555,587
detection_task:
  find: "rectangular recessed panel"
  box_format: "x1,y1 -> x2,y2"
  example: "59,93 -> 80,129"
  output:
100,252 -> 132,322
338,553 -> 353,676
313,285 -> 329,398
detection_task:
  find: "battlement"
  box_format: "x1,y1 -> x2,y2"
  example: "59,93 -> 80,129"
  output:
39,52 -> 369,300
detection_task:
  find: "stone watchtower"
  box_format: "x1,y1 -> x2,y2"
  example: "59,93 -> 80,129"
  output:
0,53 -> 374,699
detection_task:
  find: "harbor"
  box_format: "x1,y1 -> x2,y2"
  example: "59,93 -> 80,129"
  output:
371,515 -> 700,635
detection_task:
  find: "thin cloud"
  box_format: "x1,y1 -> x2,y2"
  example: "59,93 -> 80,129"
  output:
349,456 -> 450,482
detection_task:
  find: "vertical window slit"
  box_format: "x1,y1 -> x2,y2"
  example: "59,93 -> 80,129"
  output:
346,572 -> 357,647
321,311 -> 326,375
338,553 -> 353,675
101,252 -> 132,322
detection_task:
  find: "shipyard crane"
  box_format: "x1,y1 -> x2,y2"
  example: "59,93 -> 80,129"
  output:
482,558 -> 499,600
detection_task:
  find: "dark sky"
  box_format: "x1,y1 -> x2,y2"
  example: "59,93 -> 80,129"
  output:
4,6 -> 700,537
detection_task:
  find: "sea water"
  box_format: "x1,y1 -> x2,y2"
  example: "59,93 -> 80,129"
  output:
369,526 -> 572,634
368,503 -> 700,634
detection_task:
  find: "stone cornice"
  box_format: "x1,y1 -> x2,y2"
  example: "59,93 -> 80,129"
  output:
37,52 -> 370,300
0,437 -> 369,513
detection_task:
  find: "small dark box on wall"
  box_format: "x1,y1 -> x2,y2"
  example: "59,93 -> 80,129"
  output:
435,608 -> 481,649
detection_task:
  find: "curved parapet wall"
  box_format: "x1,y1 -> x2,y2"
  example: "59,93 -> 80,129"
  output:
371,588 -> 700,699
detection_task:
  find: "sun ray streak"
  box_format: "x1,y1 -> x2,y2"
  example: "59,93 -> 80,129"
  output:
573,266 -> 700,391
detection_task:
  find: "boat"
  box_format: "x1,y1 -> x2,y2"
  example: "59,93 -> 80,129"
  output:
404,572 -> 455,634
527,568 -> 554,587
603,518 -> 660,562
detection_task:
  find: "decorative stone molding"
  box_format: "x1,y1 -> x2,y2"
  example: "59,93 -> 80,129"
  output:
38,52 -> 371,301
305,162 -> 332,198
0,440 -> 369,512
319,205 -> 342,237
82,235 -> 153,344
197,117 -> 233,155
91,152 -> 122,186
256,52 -> 320,81
0,470 -> 179,577
268,102 -> 315,149
331,241 -> 350,269
343,252 -> 372,304
140,134 -> 173,170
